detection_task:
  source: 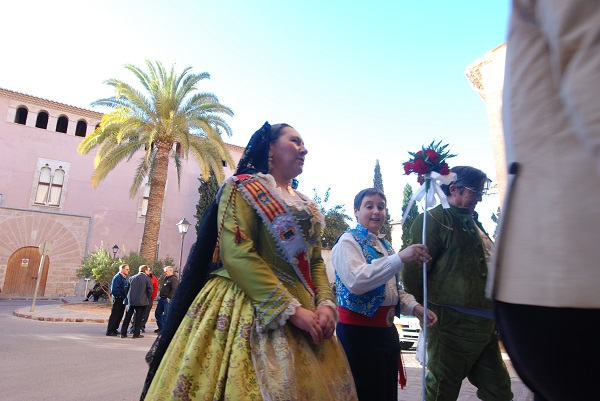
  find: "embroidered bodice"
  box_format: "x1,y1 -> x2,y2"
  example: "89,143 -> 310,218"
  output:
256,173 -> 325,240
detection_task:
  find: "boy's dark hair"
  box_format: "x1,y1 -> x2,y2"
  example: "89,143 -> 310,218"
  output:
353,188 -> 386,211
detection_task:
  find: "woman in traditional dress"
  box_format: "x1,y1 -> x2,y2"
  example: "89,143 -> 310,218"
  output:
333,188 -> 437,401
142,122 -> 357,400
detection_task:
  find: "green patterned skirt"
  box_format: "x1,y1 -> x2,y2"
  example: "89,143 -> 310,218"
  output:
145,275 -> 357,401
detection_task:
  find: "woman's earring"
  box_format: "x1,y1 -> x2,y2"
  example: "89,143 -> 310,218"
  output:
268,151 -> 273,173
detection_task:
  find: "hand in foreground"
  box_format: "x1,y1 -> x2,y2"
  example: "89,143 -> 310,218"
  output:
399,244 -> 431,264
315,305 -> 336,339
413,304 -> 438,328
289,306 -> 324,345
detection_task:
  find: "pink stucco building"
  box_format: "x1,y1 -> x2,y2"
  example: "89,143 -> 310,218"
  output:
0,88 -> 243,297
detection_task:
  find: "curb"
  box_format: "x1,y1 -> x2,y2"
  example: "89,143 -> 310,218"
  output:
12,308 -> 109,323
1,296 -> 65,301
11,298 -> 158,324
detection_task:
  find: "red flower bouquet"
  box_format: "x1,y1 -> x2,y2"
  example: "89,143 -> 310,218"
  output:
403,140 -> 456,185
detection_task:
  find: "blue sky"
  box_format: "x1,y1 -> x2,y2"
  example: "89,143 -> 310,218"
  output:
1,1 -> 511,233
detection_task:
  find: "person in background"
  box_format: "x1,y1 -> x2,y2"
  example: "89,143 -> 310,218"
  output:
121,265 -> 152,339
490,2 -> 600,400
142,122 -> 357,400
153,266 -> 178,334
333,187 -> 437,401
403,166 -> 513,401
84,282 -> 105,302
131,270 -> 159,334
105,264 -> 129,337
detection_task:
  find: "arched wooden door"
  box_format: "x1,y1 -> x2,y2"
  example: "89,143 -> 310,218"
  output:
3,247 -> 50,296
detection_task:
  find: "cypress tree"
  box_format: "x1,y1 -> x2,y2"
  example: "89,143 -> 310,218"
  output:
195,172 -> 219,227
400,183 -> 419,250
373,160 -> 393,244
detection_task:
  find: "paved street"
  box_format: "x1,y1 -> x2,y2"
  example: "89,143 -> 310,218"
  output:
0,299 -> 152,401
0,298 -> 533,401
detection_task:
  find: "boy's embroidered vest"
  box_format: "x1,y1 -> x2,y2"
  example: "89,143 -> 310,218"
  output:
229,174 -> 315,294
335,225 -> 395,317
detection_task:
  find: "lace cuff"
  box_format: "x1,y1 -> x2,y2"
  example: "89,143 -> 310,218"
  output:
264,298 -> 301,330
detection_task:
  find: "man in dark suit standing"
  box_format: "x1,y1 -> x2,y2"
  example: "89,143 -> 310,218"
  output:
120,265 -> 152,338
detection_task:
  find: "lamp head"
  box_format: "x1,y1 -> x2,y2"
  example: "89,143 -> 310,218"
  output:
177,218 -> 191,235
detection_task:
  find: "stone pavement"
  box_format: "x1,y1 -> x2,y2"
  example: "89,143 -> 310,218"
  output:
8,296 -> 534,401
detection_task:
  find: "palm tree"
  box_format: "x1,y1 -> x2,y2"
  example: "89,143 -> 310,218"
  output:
78,60 -> 235,262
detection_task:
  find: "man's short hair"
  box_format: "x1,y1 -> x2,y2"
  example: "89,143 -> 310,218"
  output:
139,264 -> 150,273
441,166 -> 488,196
164,266 -> 174,273
119,264 -> 129,272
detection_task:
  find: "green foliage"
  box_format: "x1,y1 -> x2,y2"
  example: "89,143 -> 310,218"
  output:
152,255 -> 176,282
77,244 -> 175,303
407,139 -> 457,162
78,60 -> 236,193
491,206 -> 501,239
77,244 -> 122,301
118,251 -> 147,274
195,171 -> 220,227
373,160 -> 393,245
313,188 -> 352,249
118,251 -> 175,283
491,206 -> 501,224
373,159 -> 384,192
401,184 -> 419,250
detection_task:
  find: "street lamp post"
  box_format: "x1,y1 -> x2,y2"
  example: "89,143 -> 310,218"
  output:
112,244 -> 119,259
176,218 -> 191,280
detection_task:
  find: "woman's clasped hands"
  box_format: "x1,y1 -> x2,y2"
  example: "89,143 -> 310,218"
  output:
289,305 -> 336,345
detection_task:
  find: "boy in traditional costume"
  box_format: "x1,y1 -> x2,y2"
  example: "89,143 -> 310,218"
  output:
333,187 -> 436,401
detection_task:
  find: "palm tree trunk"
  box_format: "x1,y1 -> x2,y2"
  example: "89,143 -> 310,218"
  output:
140,142 -> 171,264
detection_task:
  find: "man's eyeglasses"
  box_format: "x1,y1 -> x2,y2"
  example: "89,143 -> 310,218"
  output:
462,186 -> 488,197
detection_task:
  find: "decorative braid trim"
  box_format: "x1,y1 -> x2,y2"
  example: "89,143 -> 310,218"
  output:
257,282 -> 285,310
213,180 -> 248,263
256,287 -> 295,332
264,298 -> 301,331
213,181 -> 239,263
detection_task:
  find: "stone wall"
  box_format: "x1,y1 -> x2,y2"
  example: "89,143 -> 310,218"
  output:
0,207 -> 90,296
